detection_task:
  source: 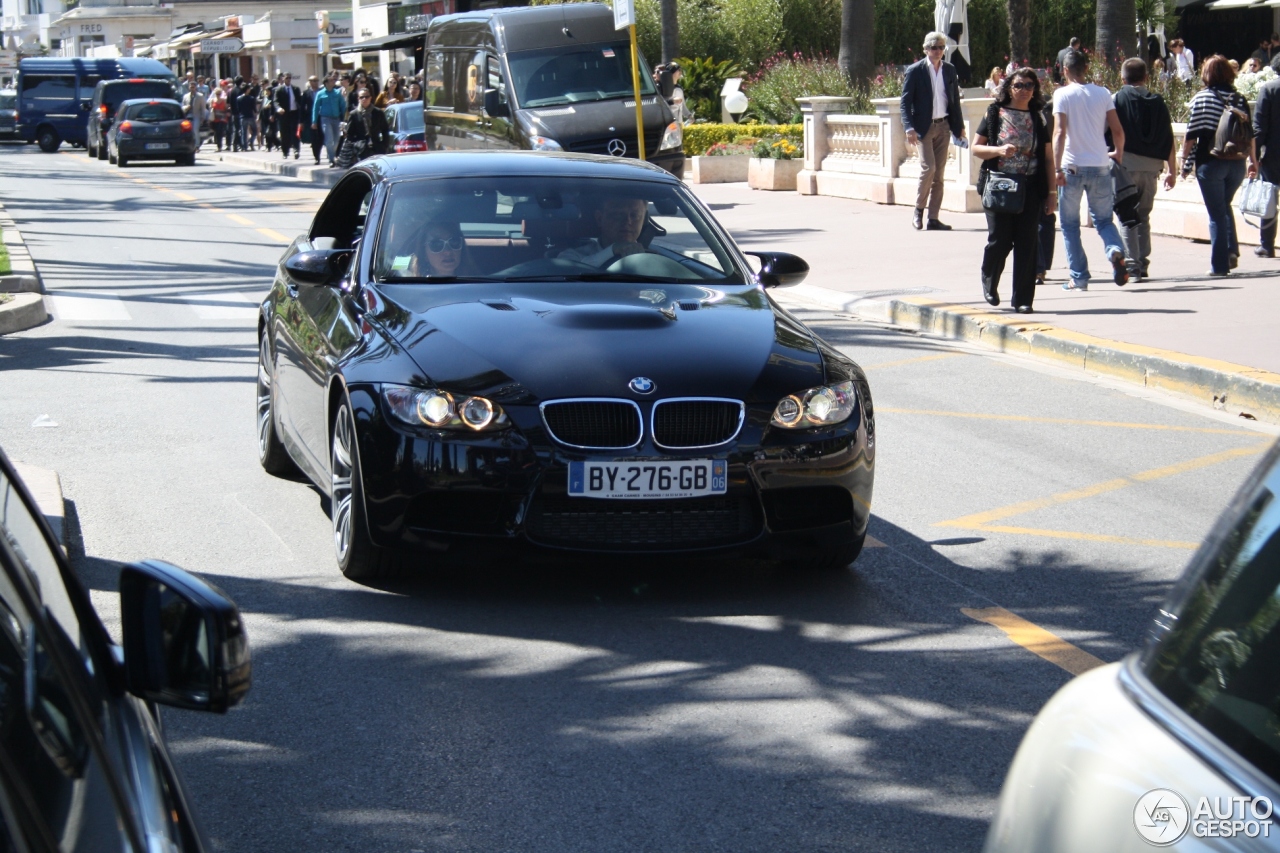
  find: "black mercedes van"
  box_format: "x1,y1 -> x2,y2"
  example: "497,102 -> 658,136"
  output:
422,3 -> 685,178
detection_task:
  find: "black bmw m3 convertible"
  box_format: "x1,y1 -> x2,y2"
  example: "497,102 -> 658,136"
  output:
257,151 -> 875,579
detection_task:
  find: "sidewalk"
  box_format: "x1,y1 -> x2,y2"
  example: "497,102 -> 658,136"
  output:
183,151 -> 1280,423
197,143 -> 343,187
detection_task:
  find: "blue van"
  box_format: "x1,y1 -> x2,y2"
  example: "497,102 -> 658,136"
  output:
16,57 -> 176,152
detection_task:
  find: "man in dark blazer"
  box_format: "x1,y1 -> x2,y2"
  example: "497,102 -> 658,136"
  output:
274,73 -> 303,160
1251,74 -> 1280,256
900,31 -> 966,231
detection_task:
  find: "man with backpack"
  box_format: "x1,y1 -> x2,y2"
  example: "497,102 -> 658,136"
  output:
1053,49 -> 1130,290
1180,55 -> 1259,276
1113,59 -> 1177,281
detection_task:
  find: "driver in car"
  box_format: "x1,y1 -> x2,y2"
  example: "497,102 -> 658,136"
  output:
557,196 -> 649,266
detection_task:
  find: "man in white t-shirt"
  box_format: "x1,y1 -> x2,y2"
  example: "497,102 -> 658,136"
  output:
1053,49 -> 1129,290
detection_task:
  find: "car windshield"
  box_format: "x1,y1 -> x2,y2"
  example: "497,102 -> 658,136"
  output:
0,93 -> 14,110
373,176 -> 744,285
392,106 -> 423,132
507,42 -> 657,109
128,102 -> 182,122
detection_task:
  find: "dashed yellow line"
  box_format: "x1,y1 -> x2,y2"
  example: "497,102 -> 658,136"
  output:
174,192 -> 197,201
225,213 -> 255,226
936,443 -> 1267,547
963,607 -> 1106,675
256,228 -> 291,243
877,408 -> 1255,436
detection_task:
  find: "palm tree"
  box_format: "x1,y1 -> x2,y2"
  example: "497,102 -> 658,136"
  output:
838,0 -> 874,84
660,0 -> 678,65
1096,0 -> 1137,64
1007,0 -> 1030,67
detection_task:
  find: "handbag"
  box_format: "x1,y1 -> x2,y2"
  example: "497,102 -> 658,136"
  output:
981,170 -> 1027,214
1237,177 -> 1279,221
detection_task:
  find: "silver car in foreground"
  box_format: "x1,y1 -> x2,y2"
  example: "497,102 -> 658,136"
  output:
986,439 -> 1280,853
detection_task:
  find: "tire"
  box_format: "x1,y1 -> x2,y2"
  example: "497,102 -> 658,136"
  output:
255,334 -> 300,477
331,401 -> 399,580
97,139 -> 107,160
791,532 -> 866,573
107,146 -> 116,165
36,127 -> 59,153
116,155 -> 127,168
86,137 -> 96,157
178,154 -> 195,167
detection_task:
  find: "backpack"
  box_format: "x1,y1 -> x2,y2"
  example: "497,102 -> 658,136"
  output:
1210,91 -> 1253,160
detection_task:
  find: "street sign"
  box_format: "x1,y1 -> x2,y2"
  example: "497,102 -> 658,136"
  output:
613,0 -> 634,30
198,38 -> 244,53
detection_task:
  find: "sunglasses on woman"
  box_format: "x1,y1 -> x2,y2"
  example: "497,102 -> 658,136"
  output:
1010,82 -> 1035,91
427,236 -> 464,253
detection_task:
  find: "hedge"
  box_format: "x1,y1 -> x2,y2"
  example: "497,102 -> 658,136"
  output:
683,123 -> 803,157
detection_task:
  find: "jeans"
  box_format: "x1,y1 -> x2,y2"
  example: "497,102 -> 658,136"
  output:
1195,158 -> 1247,273
237,117 -> 252,150
1120,169 -> 1160,275
1059,165 -> 1125,285
321,116 -> 342,164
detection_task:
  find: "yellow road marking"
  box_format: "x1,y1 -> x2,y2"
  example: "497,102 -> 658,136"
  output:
865,535 -> 886,548
865,353 -> 962,370
963,607 -> 1106,675
256,228 -> 291,243
937,444 -> 1267,546
175,192 -> 197,201
132,179 -> 149,185
877,408 -> 1254,436
225,213 -> 255,226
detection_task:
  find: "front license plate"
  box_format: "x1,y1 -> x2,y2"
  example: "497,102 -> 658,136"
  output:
144,142 -> 170,150
568,460 -> 727,499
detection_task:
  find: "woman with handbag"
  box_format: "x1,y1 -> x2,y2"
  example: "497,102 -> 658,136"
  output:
336,88 -> 389,169
973,68 -> 1055,314
1180,56 -> 1259,276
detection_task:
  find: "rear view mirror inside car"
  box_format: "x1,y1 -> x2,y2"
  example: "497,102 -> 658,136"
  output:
119,560 -> 250,713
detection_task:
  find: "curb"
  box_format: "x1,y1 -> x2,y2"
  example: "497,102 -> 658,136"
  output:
0,204 -> 47,335
207,150 -> 342,187
11,462 -> 65,547
784,285 -> 1280,426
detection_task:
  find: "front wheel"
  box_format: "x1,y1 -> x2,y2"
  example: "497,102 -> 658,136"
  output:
331,402 -> 399,580
256,334 -> 299,476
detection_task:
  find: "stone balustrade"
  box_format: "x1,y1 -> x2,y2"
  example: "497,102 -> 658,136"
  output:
797,102 -> 1263,246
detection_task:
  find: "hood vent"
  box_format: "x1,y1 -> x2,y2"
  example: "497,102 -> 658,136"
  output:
678,301 -> 700,311
482,300 -> 518,312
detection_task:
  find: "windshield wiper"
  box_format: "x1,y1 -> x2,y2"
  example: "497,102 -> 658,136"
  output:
378,276 -> 504,283
506,273 -> 679,283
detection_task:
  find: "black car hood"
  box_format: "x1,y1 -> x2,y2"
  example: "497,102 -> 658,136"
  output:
519,97 -> 671,151
370,282 -> 825,404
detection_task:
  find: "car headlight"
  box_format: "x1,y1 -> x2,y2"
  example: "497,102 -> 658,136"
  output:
771,380 -> 857,429
381,384 -> 508,431
658,120 -> 683,151
529,136 -> 563,152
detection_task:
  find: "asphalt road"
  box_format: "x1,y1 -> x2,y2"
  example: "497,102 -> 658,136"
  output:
1,144 -> 1275,852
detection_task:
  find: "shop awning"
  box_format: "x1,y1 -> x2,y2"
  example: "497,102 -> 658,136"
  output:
334,31 -> 422,54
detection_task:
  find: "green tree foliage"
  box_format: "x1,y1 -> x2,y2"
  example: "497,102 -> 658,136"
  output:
675,57 -> 744,121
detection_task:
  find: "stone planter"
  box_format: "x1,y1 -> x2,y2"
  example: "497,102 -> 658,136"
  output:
688,154 -> 750,184
748,157 -> 802,191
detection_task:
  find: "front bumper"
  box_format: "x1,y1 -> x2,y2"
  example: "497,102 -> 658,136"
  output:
348,385 -> 873,559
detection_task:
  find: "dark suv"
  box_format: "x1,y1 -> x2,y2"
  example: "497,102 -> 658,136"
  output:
88,78 -> 176,160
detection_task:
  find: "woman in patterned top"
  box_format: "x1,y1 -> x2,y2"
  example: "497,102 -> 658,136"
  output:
1180,55 -> 1259,276
973,67 -> 1055,313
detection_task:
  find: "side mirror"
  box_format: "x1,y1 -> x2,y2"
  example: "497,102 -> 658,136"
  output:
483,88 -> 509,118
284,248 -> 352,287
746,251 -> 809,288
120,560 -> 251,713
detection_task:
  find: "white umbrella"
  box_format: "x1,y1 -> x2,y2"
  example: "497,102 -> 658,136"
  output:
934,0 -> 971,82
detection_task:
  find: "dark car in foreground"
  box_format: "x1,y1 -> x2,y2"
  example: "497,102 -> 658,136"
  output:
88,77 -> 177,160
0,90 -> 17,140
0,447 -> 251,851
107,97 -> 197,167
985,438 -> 1280,853
257,151 -> 874,579
384,101 -> 426,153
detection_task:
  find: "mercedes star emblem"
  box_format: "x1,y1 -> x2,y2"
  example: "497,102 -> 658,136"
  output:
628,377 -> 655,394
607,138 -> 627,157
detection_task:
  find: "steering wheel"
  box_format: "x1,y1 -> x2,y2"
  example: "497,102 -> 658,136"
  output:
604,252 -> 699,279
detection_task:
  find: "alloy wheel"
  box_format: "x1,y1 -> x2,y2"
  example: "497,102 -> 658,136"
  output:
331,405 -> 355,563
255,336 -> 274,461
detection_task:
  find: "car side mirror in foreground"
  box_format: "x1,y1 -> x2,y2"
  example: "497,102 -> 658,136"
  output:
120,560 -> 251,713
746,251 -> 809,288
284,248 -> 353,287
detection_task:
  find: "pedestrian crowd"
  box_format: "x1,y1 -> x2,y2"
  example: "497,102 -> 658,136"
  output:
902,31 -> 1274,315
176,66 -> 410,168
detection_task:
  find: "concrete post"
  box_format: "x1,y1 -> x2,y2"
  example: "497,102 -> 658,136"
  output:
797,96 -> 852,195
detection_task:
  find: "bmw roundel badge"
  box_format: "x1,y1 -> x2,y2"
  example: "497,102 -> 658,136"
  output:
629,377 -> 655,394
